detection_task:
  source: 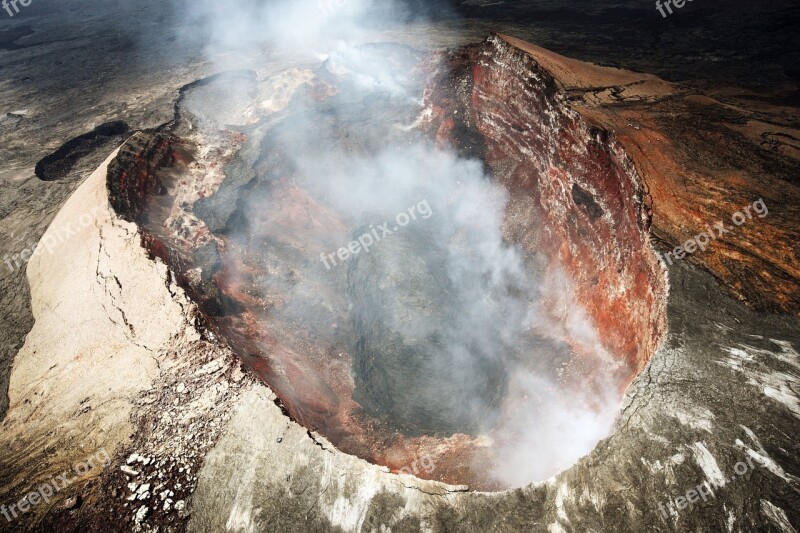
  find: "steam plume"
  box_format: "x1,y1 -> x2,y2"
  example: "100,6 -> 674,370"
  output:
180,0 -> 623,488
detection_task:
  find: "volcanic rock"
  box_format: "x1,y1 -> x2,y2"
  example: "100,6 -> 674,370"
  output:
1,29 -> 798,533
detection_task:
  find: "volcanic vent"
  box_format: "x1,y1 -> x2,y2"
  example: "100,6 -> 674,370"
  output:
107,35 -> 667,491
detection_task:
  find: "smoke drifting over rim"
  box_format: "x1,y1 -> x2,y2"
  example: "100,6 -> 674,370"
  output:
177,0 -> 627,488
183,0 -> 452,64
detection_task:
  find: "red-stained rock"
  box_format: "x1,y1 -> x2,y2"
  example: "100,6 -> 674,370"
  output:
493,35 -> 800,316
107,132 -> 175,221
419,36 -> 667,375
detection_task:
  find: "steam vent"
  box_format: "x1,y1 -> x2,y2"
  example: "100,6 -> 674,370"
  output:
1,2 -> 799,532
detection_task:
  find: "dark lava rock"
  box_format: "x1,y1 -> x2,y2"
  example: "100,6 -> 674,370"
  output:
36,121 -> 129,182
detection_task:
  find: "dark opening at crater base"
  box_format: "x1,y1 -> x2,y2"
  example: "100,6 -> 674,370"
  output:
348,226 -> 508,437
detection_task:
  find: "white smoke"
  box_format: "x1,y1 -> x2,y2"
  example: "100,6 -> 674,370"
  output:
183,0 -> 429,67
180,0 -> 623,489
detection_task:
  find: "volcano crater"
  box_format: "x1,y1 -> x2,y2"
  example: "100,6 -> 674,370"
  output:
107,35 -> 667,491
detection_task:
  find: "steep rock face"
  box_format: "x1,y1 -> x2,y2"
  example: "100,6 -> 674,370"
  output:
492,36 -> 800,318
473,37 -> 666,374
107,132 -> 175,222
420,36 -> 667,375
